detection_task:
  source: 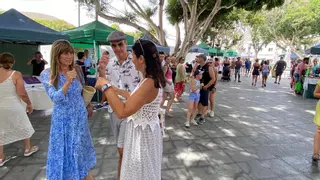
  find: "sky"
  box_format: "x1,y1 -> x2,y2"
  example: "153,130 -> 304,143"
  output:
0,0 -> 177,46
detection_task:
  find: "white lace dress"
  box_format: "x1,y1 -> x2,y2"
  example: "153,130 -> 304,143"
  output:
120,82 -> 163,180
0,71 -> 35,145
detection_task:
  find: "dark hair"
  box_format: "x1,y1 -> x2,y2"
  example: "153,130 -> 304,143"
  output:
35,51 -> 41,56
132,40 -> 166,89
0,52 -> 15,69
214,57 -> 219,62
159,51 -> 165,55
264,60 -> 268,65
164,55 -> 170,61
303,57 -> 310,63
77,52 -> 85,59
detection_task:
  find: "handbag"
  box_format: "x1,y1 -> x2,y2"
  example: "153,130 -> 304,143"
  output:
75,66 -> 96,106
295,81 -> 302,92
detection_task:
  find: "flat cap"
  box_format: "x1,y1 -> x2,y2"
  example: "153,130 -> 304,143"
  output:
196,54 -> 207,61
107,31 -> 126,42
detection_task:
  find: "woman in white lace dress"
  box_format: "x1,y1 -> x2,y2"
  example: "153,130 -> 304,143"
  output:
95,39 -> 165,180
0,53 -> 38,167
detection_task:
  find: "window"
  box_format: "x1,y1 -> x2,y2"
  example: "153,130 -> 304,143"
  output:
268,48 -> 273,52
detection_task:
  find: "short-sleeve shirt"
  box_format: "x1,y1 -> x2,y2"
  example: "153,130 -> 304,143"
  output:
84,57 -> 92,68
235,61 -> 242,69
106,52 -> 141,93
31,59 -> 45,76
276,60 -> 287,72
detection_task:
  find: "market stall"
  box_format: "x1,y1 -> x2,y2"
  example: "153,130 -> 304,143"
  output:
0,9 -> 68,110
303,77 -> 320,99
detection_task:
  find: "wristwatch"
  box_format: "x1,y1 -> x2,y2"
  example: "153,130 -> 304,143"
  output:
101,83 -> 112,92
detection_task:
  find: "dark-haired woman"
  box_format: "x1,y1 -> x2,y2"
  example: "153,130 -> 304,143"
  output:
96,39 -> 165,180
0,53 -> 38,167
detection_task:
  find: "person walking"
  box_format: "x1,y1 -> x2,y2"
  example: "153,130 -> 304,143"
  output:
40,40 -> 96,180
174,57 -> 186,102
95,39 -> 165,180
0,53 -> 38,167
273,56 -> 287,84
195,54 -> 216,124
245,58 -> 252,76
251,59 -> 260,86
234,57 -> 242,82
312,80 -> 320,161
261,60 -> 271,87
161,56 -> 175,117
97,31 -> 141,180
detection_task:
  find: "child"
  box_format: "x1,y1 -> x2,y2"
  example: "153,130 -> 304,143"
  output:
261,61 -> 270,87
185,70 -> 203,128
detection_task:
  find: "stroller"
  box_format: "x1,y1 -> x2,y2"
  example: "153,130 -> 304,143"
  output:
221,65 -> 231,81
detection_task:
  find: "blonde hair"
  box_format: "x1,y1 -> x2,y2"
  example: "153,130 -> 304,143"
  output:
0,52 -> 15,69
50,40 -> 75,88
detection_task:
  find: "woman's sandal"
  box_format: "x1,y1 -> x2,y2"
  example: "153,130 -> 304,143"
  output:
24,146 -> 39,157
0,156 -> 13,167
312,154 -> 319,161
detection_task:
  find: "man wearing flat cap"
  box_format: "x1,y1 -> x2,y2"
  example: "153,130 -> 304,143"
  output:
98,31 -> 140,179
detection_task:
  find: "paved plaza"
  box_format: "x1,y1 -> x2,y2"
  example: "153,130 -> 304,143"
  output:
1,76 -> 320,180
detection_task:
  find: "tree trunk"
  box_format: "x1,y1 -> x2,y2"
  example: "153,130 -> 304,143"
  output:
158,0 -> 166,46
173,23 -> 181,55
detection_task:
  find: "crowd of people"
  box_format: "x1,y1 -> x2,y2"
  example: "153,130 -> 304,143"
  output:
1,29 -> 320,179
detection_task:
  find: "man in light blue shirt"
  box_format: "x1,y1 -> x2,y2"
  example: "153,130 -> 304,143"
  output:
84,49 -> 92,68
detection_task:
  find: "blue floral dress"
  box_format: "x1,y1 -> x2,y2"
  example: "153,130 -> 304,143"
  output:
40,69 -> 96,180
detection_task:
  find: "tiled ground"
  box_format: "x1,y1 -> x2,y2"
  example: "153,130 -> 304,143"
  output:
1,76 -> 320,180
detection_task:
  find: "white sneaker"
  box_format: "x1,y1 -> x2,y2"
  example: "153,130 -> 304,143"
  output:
184,121 -> 190,128
209,111 -> 215,118
191,120 -> 198,126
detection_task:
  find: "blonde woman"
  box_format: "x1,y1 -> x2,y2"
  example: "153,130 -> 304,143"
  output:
40,40 -> 96,180
0,53 -> 38,167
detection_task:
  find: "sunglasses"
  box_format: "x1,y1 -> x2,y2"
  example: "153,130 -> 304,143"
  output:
111,41 -> 124,48
136,39 -> 145,56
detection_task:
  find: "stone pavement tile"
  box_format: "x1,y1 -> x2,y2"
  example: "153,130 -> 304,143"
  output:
187,166 -> 216,180
167,129 -> 196,140
176,151 -> 210,167
220,138 -> 245,151
292,163 -> 320,175
173,140 -> 203,152
34,169 -> 46,180
307,173 -> 320,180
163,140 -> 177,155
237,160 -> 278,179
96,158 -> 118,180
2,165 -> 42,180
186,130 -> 210,139
260,159 -> 300,176
244,147 -> 277,160
103,145 -> 119,159
224,149 -> 258,163
224,137 -> 259,148
162,154 -> 185,169
0,166 -> 11,179
212,163 -> 252,180
281,175 -> 312,180
193,138 -> 225,151
202,149 -> 234,166
162,168 -> 191,180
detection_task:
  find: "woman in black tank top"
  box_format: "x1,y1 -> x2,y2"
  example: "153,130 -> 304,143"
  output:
251,59 -> 260,86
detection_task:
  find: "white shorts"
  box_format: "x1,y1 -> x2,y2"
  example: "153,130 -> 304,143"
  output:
163,82 -> 174,93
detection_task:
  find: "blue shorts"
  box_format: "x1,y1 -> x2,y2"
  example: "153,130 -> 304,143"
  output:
294,73 -> 300,83
189,92 -> 200,102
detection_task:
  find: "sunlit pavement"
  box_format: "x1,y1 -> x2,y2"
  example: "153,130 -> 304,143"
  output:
1,75 -> 320,180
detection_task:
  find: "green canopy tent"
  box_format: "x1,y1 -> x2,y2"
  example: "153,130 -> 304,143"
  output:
208,48 -> 224,56
198,42 -> 210,50
63,20 -> 134,59
224,50 -> 238,57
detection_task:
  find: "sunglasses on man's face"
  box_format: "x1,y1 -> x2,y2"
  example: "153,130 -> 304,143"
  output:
111,41 -> 124,48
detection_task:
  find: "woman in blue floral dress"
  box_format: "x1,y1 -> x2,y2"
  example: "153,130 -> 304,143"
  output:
40,40 -> 96,180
